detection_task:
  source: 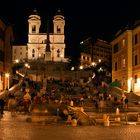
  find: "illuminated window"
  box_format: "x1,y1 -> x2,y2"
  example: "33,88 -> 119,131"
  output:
32,49 -> 35,58
122,39 -> 126,46
122,58 -> 126,67
32,25 -> 36,33
57,26 -> 61,33
57,49 -> 60,57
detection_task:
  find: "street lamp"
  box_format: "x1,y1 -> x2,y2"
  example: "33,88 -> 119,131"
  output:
71,67 -> 77,80
130,77 -> 133,93
5,73 -> 10,90
91,62 -> 96,67
98,59 -> 101,63
24,63 -> 30,77
25,63 -> 29,68
79,65 -> 83,70
15,59 -> 19,63
71,67 -> 75,71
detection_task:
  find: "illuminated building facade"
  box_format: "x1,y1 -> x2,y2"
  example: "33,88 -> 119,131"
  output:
0,19 -> 14,90
111,20 -> 140,93
80,37 -> 112,68
13,9 -> 67,63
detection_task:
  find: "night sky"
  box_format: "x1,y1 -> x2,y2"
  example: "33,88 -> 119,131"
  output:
0,0 -> 140,59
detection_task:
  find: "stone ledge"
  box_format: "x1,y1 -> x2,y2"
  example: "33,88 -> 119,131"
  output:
29,115 -> 61,123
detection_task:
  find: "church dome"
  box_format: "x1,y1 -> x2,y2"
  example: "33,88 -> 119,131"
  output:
29,9 -> 40,20
54,9 -> 64,20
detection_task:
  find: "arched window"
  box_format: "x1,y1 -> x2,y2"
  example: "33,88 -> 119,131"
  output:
32,49 -> 35,58
57,49 -> 60,57
32,25 -> 36,33
57,25 -> 61,33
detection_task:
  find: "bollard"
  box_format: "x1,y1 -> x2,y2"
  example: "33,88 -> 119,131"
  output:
116,108 -> 120,115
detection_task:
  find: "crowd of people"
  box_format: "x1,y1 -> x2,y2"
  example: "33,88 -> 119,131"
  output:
0,77 -> 129,118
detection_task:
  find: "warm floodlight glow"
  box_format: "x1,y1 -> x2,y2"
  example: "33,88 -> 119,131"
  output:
5,73 -> 10,89
98,59 -> 101,63
15,59 -> 19,63
5,73 -> 9,78
91,62 -> 96,67
71,67 -> 74,71
128,78 -> 133,92
25,63 -> 28,67
25,63 -> 30,69
134,78 -> 140,92
98,67 -> 103,72
79,65 -> 83,70
38,54 -> 41,57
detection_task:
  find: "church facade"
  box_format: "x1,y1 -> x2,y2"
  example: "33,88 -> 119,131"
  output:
13,9 -> 67,63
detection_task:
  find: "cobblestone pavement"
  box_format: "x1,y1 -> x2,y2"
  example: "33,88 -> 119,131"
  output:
0,111 -> 140,140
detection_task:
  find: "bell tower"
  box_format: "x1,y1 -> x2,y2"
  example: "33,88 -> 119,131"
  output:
53,9 -> 65,34
27,9 -> 41,60
53,9 -> 65,62
28,9 -> 41,34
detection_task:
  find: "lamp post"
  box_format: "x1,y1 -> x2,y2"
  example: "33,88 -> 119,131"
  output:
130,77 -> 133,93
5,73 -> 10,90
79,65 -> 83,70
15,59 -> 19,74
71,66 -> 76,80
24,63 -> 30,78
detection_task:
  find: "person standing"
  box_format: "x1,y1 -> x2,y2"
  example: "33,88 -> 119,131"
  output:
124,98 -> 128,109
0,97 -> 5,115
8,93 -> 17,116
23,89 -> 31,113
98,97 -> 104,113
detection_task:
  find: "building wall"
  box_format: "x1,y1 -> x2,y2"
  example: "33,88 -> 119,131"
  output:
27,9 -> 66,62
80,37 -> 112,68
12,10 -> 67,63
111,22 -> 140,93
12,45 -> 27,62
0,19 -> 14,90
132,25 -> 140,92
111,30 -> 133,92
0,20 -> 5,91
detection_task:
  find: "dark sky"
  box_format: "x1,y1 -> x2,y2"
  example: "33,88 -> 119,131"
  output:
0,0 -> 140,59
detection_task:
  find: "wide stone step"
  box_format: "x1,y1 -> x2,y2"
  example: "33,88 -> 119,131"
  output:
30,115 -> 59,123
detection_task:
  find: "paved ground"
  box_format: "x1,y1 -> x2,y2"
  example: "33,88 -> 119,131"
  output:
0,111 -> 140,140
